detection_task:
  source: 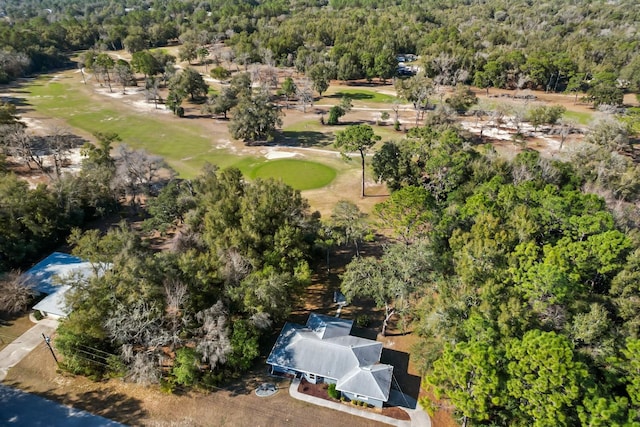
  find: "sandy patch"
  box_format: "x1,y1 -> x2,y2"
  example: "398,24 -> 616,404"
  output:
20,117 -> 46,132
94,86 -> 144,99
129,99 -> 171,114
265,150 -> 301,160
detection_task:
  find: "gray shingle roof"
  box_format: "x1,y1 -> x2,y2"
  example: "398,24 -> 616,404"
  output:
267,313 -> 394,402
306,312 -> 353,339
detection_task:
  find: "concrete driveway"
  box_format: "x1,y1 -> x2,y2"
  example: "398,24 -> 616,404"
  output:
0,318 -> 58,381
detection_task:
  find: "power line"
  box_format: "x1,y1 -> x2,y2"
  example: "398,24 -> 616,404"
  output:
76,344 -> 117,356
67,346 -> 111,367
71,352 -> 111,368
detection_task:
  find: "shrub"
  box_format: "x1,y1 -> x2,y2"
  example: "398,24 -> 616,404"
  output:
327,383 -> 340,399
328,106 -> 345,125
394,120 -> 401,131
356,315 -> 370,327
160,378 -> 175,394
172,347 -> 200,386
201,371 -> 224,389
210,66 -> 231,80
106,355 -> 127,378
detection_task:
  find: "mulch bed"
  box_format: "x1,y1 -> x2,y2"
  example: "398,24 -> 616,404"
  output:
297,378 -> 411,421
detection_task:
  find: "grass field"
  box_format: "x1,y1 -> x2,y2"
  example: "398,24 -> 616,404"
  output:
18,75 -> 339,189
564,109 -> 594,125
249,159 -> 337,190
23,76 -> 238,177
326,88 -> 397,104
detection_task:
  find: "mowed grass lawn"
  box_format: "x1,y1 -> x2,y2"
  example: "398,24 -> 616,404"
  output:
563,109 -> 594,125
18,75 -> 338,188
249,159 -> 337,190
22,76 -> 244,178
326,88 -> 397,103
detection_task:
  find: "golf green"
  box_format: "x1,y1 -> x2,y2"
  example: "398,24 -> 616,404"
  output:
249,159 -> 337,190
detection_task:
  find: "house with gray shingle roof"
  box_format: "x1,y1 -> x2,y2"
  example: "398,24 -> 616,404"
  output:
267,313 -> 394,407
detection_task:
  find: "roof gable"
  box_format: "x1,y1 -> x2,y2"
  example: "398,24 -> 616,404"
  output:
32,285 -> 72,318
336,364 -> 394,401
306,312 -> 353,339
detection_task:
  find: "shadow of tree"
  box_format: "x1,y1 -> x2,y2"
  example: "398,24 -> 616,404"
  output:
278,130 -> 334,147
327,92 -> 374,101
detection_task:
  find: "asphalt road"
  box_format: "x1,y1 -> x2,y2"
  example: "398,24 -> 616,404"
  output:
0,384 -> 125,426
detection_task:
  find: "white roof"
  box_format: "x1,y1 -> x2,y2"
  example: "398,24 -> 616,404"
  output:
32,285 -> 72,318
337,364 -> 394,401
27,252 -> 109,318
25,252 -> 98,295
267,313 -> 394,401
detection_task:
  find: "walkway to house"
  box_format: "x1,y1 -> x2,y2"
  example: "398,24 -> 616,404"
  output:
0,318 -> 58,381
288,377 -> 431,427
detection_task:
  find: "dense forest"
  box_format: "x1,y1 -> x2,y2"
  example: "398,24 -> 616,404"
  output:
2,0 -> 640,426
1,0 -> 640,97
362,124 -> 640,426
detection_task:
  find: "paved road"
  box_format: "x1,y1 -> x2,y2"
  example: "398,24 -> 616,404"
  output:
0,384 -> 125,426
0,318 -> 58,381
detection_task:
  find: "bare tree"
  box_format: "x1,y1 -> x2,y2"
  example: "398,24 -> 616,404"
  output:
557,119 -> 577,151
164,279 -> 189,349
195,301 -> 231,369
169,227 -> 204,253
220,248 -> 252,286
144,77 -> 161,109
260,66 -> 278,89
430,53 -> 459,86
105,301 -> 169,350
1,124 -> 39,171
48,126 -> 77,178
114,145 -> 173,208
391,99 -> 402,124
122,345 -> 162,384
0,271 -> 36,314
296,79 -> 314,113
249,312 -> 273,330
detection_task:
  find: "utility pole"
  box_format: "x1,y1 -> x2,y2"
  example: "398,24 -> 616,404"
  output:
42,333 -> 59,366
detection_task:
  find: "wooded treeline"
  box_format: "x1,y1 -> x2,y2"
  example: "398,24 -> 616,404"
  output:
333,121 -> 640,426
0,100 -> 173,272
55,165 -> 319,389
2,0 -> 640,97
